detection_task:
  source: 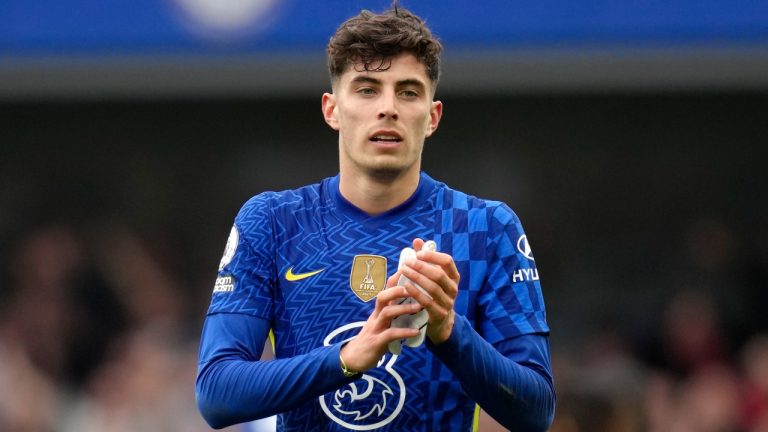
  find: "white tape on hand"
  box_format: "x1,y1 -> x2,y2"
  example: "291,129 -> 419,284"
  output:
388,240 -> 437,355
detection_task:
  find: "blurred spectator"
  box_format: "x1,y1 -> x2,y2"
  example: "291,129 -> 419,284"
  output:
550,327 -> 648,432
0,221 -> 214,431
61,324 -> 209,432
0,223 -> 125,387
88,222 -> 184,327
680,217 -> 751,347
742,334 -> 768,431
637,289 -> 730,380
662,290 -> 730,375
666,366 -> 743,432
641,290 -> 742,432
0,338 -> 58,432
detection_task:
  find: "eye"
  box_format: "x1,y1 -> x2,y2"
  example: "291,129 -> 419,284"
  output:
357,87 -> 376,96
400,89 -> 419,98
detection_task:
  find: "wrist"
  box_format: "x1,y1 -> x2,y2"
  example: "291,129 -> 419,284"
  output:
428,310 -> 455,345
339,346 -> 360,378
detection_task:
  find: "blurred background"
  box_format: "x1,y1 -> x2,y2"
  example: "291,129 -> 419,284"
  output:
1,0 -> 767,431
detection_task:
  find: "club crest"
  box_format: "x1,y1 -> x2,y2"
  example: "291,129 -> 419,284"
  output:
349,255 -> 387,302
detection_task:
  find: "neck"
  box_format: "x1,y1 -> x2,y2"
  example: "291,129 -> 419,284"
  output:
338,167 -> 421,216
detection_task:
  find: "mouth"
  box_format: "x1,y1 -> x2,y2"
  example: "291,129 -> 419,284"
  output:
369,131 -> 403,144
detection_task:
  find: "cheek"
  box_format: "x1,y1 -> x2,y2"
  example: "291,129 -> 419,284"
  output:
338,105 -> 364,128
415,112 -> 432,134
414,105 -> 433,128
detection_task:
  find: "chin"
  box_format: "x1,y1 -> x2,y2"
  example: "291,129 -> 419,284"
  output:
365,166 -> 406,182
349,151 -> 420,181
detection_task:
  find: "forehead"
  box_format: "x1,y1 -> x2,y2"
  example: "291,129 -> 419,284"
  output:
337,53 -> 432,87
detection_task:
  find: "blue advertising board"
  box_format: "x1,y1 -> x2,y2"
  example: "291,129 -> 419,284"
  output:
2,0 -> 767,55
1,0 -> 766,96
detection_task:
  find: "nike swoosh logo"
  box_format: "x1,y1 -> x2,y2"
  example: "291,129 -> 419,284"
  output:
285,266 -> 325,282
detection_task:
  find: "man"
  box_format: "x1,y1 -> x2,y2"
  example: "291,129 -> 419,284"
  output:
196,4 -> 555,431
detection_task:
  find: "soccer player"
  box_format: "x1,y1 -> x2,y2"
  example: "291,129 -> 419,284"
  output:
196,4 -> 555,431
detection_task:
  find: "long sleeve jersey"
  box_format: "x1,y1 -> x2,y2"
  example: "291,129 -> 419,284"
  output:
197,172 -> 555,431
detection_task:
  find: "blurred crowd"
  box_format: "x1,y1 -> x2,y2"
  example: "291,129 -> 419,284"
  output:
0,216 -> 766,432
0,221 -> 212,432
550,217 -> 768,432
551,296 -> 768,432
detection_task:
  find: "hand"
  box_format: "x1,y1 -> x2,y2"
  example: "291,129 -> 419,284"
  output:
340,285 -> 421,373
398,238 -> 460,344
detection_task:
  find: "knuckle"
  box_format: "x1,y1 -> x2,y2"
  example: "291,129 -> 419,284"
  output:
379,307 -> 395,320
381,306 -> 405,321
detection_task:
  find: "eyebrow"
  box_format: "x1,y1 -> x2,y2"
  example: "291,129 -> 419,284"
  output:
349,76 -> 427,90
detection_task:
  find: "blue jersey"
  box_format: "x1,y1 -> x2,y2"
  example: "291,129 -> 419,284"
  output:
205,172 -> 549,431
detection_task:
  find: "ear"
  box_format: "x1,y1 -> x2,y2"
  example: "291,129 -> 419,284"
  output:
425,100 -> 443,138
321,93 -> 340,131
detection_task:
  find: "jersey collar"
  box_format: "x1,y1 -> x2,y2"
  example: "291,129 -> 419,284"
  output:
324,172 -> 437,227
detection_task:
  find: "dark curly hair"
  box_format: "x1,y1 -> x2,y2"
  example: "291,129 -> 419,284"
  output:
327,2 -> 442,87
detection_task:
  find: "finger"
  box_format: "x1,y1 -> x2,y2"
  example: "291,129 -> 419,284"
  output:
412,238 -> 425,251
380,326 -> 421,342
415,250 -> 460,282
405,258 -> 453,290
374,285 -> 410,312
402,281 -> 450,322
400,262 -> 455,302
386,271 -> 401,289
402,280 -> 434,308
376,284 -> 409,303
378,301 -> 423,322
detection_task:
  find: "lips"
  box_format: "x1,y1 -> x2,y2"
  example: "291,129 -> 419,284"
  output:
369,130 -> 403,143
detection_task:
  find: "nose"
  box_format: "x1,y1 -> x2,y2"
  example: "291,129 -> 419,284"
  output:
377,92 -> 399,121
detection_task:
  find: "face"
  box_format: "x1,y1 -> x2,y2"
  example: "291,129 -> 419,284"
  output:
322,53 -> 442,181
